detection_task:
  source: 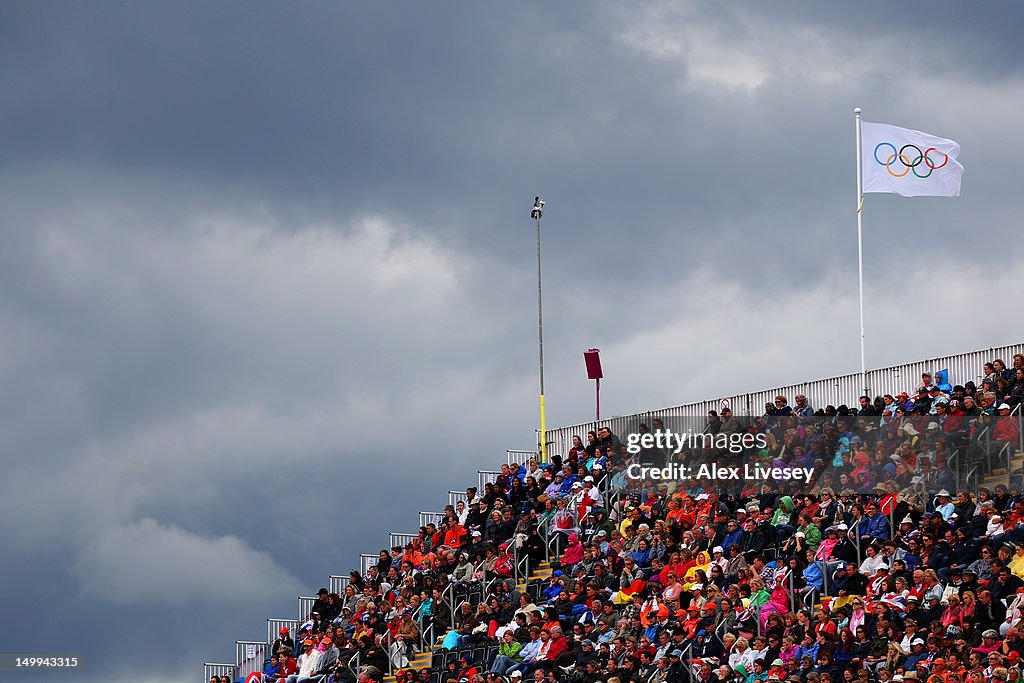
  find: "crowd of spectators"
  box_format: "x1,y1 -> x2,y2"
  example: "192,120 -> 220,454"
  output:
246,357 -> 1024,683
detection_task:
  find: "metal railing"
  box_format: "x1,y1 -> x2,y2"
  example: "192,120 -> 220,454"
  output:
360,554 -> 378,576
329,575 -> 350,595
347,649 -> 362,679
949,441 -> 986,497
441,580 -> 457,639
803,579 -> 818,611
449,490 -> 468,507
786,569 -> 798,614
204,663 -> 236,682
481,560 -> 505,599
478,469 -> 502,491
965,465 -> 980,497
1015,402 -> 1024,457
390,532 -> 419,549
972,423 -> 993,477
679,638 -> 695,683
537,516 -> 552,563
507,449 -> 536,466
1000,442 -> 1013,480
512,542 -> 530,586
384,623 -> 396,676
966,419 -> 1015,483
705,611 -> 732,648
382,596 -> 433,677
847,520 -> 862,570
420,511 -> 445,528
541,508 -> 578,561
543,343 -> 1024,458
1004,403 -> 1024,477
236,641 -> 269,679
267,618 -> 295,645
415,597 -> 436,654
298,596 -> 317,623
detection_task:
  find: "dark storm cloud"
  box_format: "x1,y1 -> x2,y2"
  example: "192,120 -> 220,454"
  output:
1,3 -> 1023,682
5,0 -> 1020,285
739,1 -> 1024,81
0,194 -> 538,681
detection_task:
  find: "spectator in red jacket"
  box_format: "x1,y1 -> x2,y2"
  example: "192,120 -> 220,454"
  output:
994,404 -> 1021,443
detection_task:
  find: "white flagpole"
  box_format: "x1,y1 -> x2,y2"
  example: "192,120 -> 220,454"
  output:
855,107 -> 867,398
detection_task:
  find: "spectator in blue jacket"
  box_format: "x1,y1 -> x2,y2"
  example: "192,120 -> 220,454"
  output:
858,502 -> 890,548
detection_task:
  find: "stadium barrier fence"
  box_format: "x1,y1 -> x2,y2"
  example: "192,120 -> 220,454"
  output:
544,343 -> 1024,458
236,641 -> 268,680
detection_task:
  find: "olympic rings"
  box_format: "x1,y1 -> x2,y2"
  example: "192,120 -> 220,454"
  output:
873,142 -> 949,179
923,147 -> 948,170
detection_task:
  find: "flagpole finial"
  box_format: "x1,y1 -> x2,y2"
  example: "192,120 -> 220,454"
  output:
854,107 -> 862,115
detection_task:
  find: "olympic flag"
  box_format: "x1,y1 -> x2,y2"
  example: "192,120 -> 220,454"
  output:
850,109 -> 964,405
860,121 -> 963,197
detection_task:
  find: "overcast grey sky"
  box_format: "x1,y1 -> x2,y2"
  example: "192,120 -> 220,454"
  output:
2,2 -> 1023,681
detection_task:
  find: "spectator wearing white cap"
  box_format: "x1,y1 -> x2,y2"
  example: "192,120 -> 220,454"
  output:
902,637 -> 928,669
710,545 -> 728,573
994,403 -> 1021,444
565,482 -> 585,522
574,475 -> 604,524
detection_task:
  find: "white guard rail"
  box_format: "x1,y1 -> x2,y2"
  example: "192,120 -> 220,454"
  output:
359,554 -> 378,576
204,663 -> 236,682
297,596 -> 316,623
267,618 -> 295,645
329,575 -> 350,595
545,343 -> 1024,457
236,641 -> 268,679
478,470 -> 502,491
389,532 -> 418,549
506,449 -> 536,466
419,511 -> 444,528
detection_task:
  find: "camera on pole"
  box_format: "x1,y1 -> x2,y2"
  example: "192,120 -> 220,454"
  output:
530,196 -> 544,220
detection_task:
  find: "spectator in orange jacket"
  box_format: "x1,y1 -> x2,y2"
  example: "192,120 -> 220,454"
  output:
443,520 -> 467,548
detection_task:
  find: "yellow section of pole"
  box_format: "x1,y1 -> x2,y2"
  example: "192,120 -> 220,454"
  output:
539,393 -> 547,463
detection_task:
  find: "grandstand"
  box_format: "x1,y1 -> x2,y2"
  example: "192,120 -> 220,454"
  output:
206,344 -> 1024,683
